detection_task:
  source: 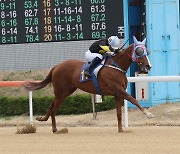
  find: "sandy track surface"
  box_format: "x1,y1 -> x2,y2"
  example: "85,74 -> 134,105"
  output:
0,103 -> 180,154
0,126 -> 180,154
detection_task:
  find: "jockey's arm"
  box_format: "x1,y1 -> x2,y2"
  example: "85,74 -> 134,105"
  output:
99,45 -> 111,54
98,39 -> 112,54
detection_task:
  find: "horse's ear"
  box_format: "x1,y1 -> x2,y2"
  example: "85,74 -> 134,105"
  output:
142,38 -> 146,44
133,36 -> 139,44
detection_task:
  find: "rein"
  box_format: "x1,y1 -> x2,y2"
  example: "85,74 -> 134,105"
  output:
103,55 -> 126,73
127,53 -> 139,63
105,43 -> 137,72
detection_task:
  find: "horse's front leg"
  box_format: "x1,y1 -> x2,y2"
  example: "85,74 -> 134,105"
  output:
115,97 -> 123,132
36,101 -> 55,121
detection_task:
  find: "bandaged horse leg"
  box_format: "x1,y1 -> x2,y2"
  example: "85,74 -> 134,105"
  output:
131,98 -> 155,118
143,108 -> 155,118
115,97 -> 123,132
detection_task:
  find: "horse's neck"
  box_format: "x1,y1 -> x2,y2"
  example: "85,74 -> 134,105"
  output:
112,44 -> 133,71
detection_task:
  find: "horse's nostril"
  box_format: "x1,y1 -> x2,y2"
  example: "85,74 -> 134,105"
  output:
146,65 -> 152,70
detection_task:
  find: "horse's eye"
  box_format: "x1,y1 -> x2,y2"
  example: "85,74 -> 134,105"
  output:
135,47 -> 144,56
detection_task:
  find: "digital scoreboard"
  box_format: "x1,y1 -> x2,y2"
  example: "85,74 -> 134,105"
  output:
0,0 -> 124,44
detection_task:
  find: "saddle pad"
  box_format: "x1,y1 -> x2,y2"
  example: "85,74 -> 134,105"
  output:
80,63 -> 92,82
80,59 -> 105,82
79,59 -> 106,95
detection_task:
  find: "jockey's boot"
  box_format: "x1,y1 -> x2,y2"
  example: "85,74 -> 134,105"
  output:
84,57 -> 101,77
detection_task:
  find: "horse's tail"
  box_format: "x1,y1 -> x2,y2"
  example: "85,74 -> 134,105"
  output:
23,68 -> 54,91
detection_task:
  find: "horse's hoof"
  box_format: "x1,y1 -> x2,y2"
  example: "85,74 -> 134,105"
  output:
118,129 -> 124,133
36,116 -> 43,121
143,109 -> 155,118
54,128 -> 68,134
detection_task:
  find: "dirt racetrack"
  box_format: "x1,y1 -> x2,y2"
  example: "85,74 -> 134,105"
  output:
0,126 -> 180,154
0,103 -> 180,154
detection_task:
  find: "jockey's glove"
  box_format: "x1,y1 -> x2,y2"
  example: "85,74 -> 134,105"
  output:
105,52 -> 114,56
114,49 -> 119,54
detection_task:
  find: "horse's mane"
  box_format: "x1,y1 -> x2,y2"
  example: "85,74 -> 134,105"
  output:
124,44 -> 133,53
107,44 -> 134,72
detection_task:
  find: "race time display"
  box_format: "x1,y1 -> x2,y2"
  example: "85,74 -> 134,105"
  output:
0,0 -> 124,44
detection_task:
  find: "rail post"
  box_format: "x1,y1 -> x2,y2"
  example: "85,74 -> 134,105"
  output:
29,91 -> 33,124
0,81 -> 33,124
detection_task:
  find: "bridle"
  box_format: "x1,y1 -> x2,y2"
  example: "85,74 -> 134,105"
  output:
127,43 -> 149,64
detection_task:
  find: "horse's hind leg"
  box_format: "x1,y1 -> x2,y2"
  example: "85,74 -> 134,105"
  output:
115,96 -> 123,132
37,98 -> 62,132
36,87 -> 77,133
36,101 -> 55,121
50,98 -> 63,133
50,88 -> 77,133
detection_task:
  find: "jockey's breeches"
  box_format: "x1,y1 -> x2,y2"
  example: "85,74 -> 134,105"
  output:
85,50 -> 103,62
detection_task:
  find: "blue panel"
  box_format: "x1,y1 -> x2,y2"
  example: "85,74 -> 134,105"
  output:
167,52 -> 180,99
165,1 -> 180,100
151,52 -> 167,101
147,0 -> 180,104
149,1 -> 167,101
128,0 -> 180,107
128,6 -> 142,26
165,1 -> 178,50
150,2 -> 165,51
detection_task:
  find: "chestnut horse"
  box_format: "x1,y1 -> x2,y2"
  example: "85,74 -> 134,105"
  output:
23,39 -> 154,133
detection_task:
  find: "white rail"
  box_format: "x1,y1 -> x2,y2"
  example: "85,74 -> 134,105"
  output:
124,76 -> 180,127
127,76 -> 180,82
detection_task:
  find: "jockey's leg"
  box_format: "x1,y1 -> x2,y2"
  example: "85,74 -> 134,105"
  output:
84,57 -> 102,77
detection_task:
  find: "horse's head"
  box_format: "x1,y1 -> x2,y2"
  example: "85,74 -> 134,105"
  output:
130,36 -> 152,73
109,36 -> 151,73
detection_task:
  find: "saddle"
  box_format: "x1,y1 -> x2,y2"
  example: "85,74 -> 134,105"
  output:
80,59 -> 106,95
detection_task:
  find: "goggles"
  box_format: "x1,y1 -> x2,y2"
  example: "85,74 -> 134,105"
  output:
132,44 -> 149,61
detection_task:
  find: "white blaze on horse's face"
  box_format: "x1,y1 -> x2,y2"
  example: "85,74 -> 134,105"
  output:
133,36 -> 152,73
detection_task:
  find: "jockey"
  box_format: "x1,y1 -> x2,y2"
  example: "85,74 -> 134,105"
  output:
84,36 -> 121,77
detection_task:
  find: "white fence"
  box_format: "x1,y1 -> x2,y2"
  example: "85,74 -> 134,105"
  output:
124,76 -> 180,127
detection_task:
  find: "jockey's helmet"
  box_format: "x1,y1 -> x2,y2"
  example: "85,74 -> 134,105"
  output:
108,36 -> 121,52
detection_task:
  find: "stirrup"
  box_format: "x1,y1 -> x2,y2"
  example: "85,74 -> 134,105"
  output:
84,70 -> 91,77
